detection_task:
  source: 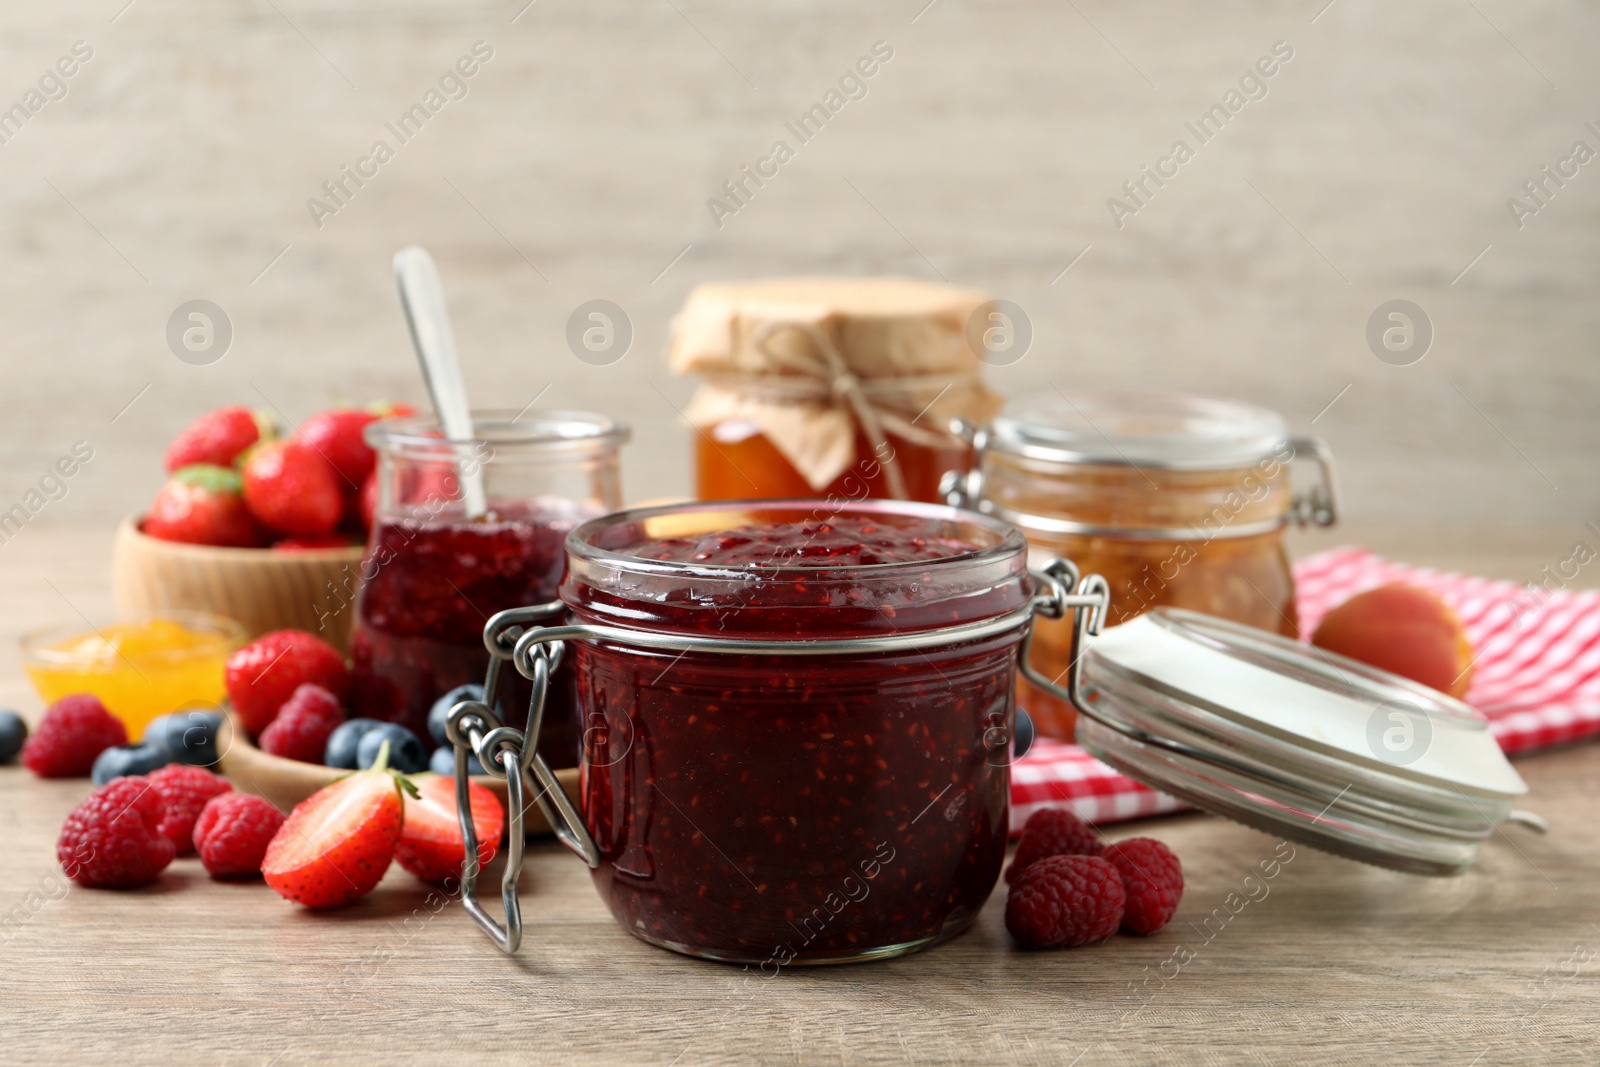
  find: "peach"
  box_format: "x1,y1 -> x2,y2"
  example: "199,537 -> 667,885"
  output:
1310,583 -> 1475,699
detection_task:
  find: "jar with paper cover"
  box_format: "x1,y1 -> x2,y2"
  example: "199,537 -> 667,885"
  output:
666,277 -> 1001,503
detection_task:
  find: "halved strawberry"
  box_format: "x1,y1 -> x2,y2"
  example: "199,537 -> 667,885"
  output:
261,741 -> 417,908
394,772 -> 505,886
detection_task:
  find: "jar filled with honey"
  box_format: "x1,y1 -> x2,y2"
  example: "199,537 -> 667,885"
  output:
665,277 -> 1002,503
942,390 -> 1339,741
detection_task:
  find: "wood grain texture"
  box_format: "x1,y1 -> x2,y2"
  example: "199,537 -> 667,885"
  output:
112,517 -> 364,651
1,527 -> 1598,1065
3,745 -> 1597,1065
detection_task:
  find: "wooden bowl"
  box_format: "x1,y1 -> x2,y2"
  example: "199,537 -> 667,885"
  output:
214,711 -> 580,836
112,515 -> 366,652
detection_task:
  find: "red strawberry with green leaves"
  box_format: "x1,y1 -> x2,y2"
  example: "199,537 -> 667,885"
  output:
144,464 -> 268,548
165,406 -> 274,472
261,740 -> 417,908
296,408 -> 379,489
224,629 -> 350,736
241,440 -> 343,536
395,772 -> 505,886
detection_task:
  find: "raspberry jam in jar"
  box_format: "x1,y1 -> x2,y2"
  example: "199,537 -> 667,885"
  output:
350,411 -> 626,764
561,499 -> 1031,965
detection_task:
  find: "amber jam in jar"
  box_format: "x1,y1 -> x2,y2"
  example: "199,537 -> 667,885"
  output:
949,391 -> 1336,742
696,424 -> 968,504
561,500 -> 1031,965
350,411 -> 626,765
666,276 -> 1001,505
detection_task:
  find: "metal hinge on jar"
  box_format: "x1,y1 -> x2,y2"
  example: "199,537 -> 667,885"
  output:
444,604 -> 601,955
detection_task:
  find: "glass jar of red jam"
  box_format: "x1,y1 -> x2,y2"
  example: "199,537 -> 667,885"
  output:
349,410 -> 627,766
944,390 -> 1337,742
558,499 -> 1032,965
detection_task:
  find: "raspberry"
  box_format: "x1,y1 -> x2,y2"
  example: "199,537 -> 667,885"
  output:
1005,806 -> 1103,883
22,694 -> 128,778
1005,854 -> 1125,949
194,792 -> 286,878
259,684 -> 344,764
146,764 -> 233,855
56,777 -> 176,888
1103,837 -> 1184,935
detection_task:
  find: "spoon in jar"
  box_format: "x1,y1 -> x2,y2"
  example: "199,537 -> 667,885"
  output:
393,245 -> 488,520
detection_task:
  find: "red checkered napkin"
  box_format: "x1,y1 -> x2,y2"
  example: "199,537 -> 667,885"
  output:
1009,546 -> 1600,832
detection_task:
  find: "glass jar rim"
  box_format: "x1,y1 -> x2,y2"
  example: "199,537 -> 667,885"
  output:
989,390 -> 1289,471
20,610 -> 247,667
365,408 -> 629,456
566,497 -> 1027,584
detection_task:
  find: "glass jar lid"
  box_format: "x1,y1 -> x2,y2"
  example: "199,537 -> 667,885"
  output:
990,391 -> 1290,471
1066,608 -> 1527,875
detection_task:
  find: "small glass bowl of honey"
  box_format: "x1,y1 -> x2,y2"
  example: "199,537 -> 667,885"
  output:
21,612 -> 245,741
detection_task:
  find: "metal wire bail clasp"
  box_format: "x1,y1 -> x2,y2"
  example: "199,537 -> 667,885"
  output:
1287,435 -> 1340,528
1019,558 -> 1112,714
445,602 -> 600,955
937,417 -> 988,508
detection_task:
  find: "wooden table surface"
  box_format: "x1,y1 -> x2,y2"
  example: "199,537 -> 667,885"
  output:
3,528 -> 1598,1065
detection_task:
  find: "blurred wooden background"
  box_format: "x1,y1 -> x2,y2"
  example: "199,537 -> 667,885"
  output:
0,0 -> 1594,544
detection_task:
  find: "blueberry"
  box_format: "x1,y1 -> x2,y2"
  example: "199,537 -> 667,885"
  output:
429,744 -> 485,777
324,718 -> 385,769
1014,708 -> 1036,760
92,742 -> 172,786
148,709 -> 225,767
356,723 -> 427,774
0,710 -> 26,764
427,684 -> 486,747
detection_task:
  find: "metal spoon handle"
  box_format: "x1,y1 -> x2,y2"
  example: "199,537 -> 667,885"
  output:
394,246 -> 488,519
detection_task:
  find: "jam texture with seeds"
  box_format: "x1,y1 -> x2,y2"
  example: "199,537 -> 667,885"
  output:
632,517 -> 979,568
566,511 -> 1029,964
350,502 -> 588,763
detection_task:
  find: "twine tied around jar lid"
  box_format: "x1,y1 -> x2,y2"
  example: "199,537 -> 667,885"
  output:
667,277 -> 1002,497
693,320 -> 971,499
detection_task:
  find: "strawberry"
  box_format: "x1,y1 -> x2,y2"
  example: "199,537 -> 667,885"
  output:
241,440 -> 343,536
369,401 -> 417,419
224,630 -> 350,736
394,772 -> 505,886
164,406 -> 273,472
144,464 -> 268,548
297,409 -> 379,490
262,740 -> 417,908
